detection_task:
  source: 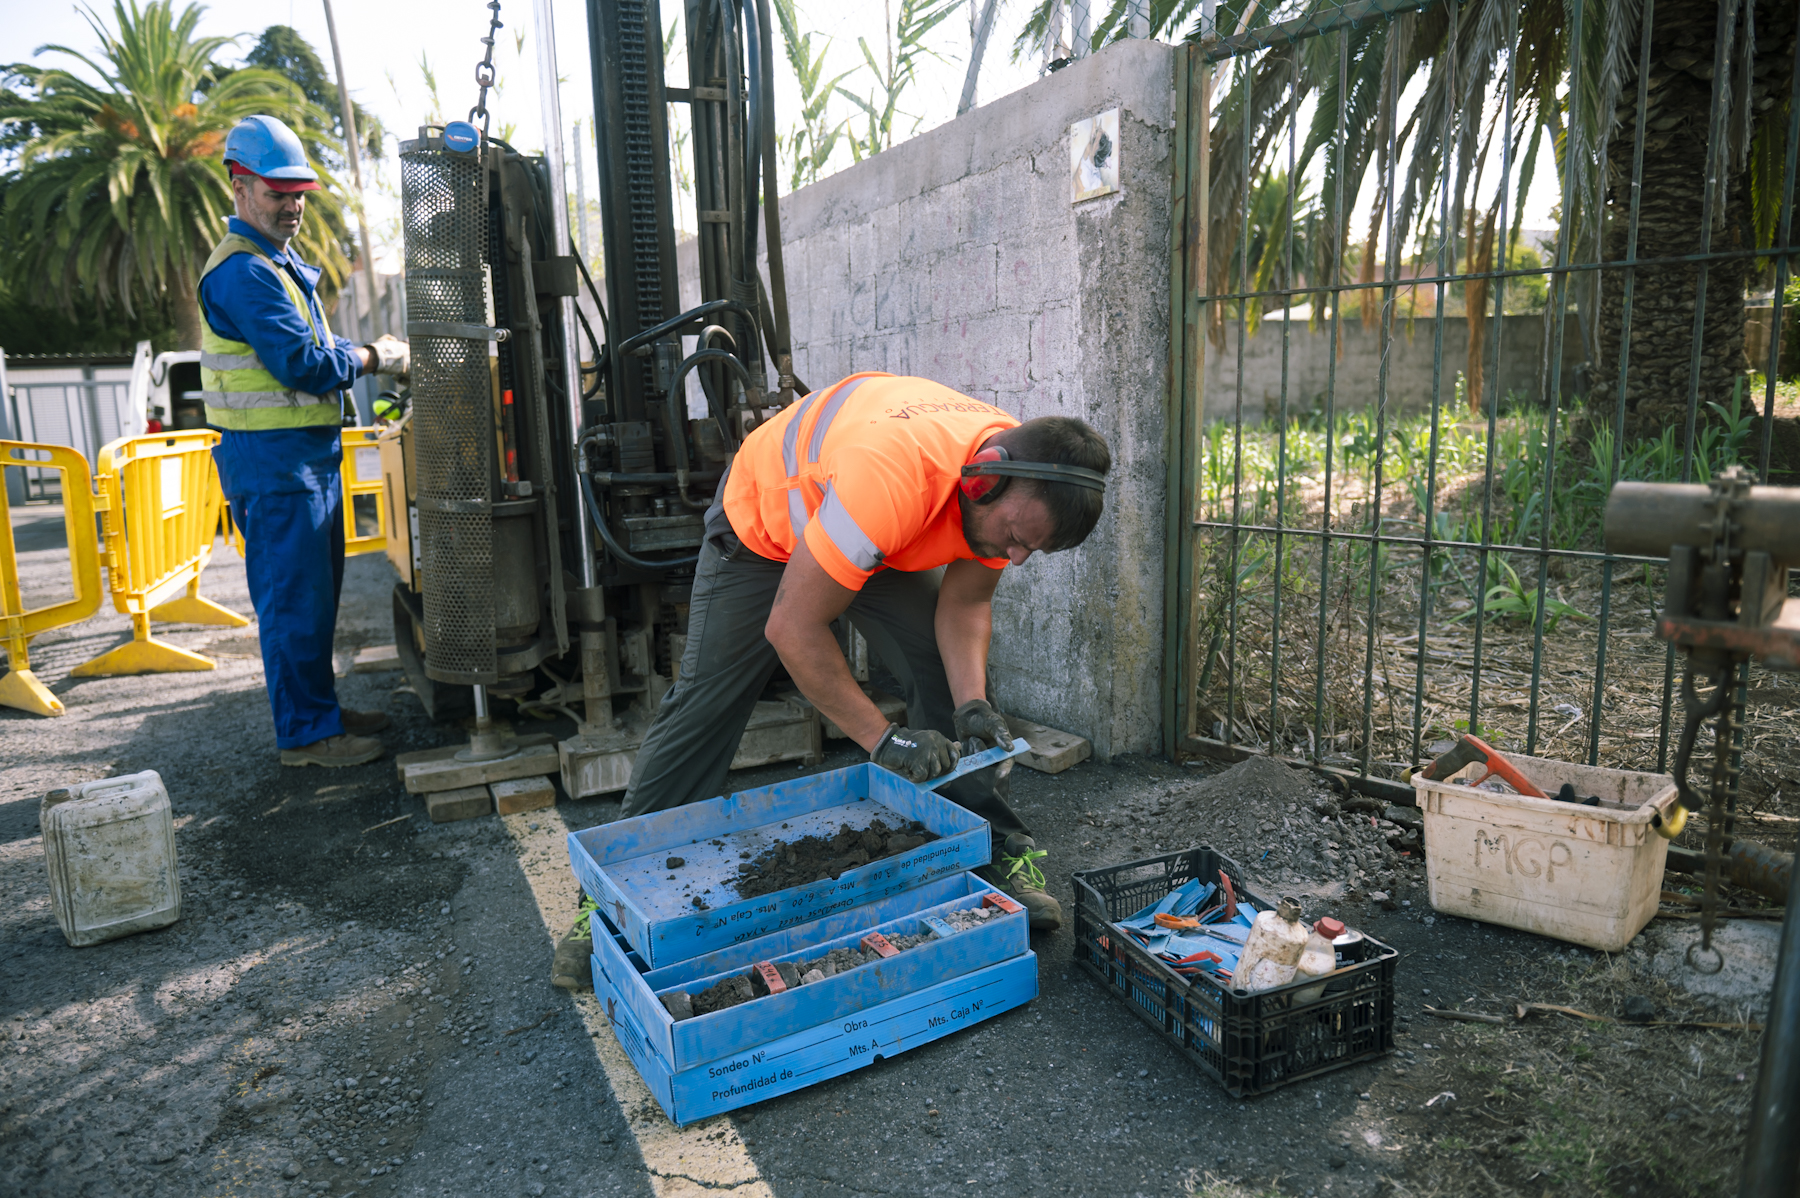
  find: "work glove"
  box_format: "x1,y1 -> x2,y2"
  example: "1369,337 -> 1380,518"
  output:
364,334 -> 410,376
871,723 -> 960,784
953,698 -> 1014,752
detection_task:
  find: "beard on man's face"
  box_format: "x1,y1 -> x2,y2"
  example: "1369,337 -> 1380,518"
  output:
958,491 -> 1004,558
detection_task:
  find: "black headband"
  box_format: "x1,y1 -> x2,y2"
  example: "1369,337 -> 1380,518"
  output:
960,460 -> 1107,491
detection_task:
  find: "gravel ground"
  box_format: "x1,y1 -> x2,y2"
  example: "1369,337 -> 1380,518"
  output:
1,500 -> 1783,1198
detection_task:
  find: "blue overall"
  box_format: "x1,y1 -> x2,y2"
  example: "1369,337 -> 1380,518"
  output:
200,218 -> 365,749
213,428 -> 346,747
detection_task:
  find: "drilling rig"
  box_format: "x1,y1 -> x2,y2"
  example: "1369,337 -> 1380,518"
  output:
381,0 -> 841,800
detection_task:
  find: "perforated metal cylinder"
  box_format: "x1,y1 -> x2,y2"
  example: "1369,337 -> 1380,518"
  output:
401,140 -> 497,684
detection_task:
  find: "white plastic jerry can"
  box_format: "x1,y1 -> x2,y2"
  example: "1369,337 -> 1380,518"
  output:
1230,896 -> 1309,992
40,770 -> 182,947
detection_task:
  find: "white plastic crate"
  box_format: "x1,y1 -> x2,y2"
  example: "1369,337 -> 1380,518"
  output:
1413,753 -> 1679,951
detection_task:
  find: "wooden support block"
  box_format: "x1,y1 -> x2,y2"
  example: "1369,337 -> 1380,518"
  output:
353,644 -> 401,673
491,775 -> 555,815
397,734 -> 558,794
820,689 -> 906,740
560,733 -> 637,799
733,697 -> 823,768
425,785 -> 491,823
1002,715 -> 1092,774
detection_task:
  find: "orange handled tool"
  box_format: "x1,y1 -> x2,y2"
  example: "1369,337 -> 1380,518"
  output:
1420,734 -> 1548,799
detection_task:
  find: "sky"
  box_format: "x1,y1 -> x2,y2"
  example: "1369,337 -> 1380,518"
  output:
4,0 -> 1046,271
4,1 -> 1559,271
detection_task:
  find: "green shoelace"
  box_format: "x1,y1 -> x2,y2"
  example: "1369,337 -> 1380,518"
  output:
1002,846 -> 1048,890
572,895 -> 599,937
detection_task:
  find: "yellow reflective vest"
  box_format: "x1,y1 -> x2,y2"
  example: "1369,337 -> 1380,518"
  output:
196,232 -> 342,431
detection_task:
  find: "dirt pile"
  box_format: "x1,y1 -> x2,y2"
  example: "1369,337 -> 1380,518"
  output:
733,818 -> 936,900
1135,756 -> 1424,897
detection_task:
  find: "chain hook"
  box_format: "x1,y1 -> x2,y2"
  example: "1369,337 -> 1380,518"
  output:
468,0 -> 504,136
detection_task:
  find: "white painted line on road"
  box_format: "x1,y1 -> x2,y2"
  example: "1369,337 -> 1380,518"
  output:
499,808 -> 771,1198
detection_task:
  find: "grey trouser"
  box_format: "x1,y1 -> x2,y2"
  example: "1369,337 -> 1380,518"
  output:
620,514 -> 1029,845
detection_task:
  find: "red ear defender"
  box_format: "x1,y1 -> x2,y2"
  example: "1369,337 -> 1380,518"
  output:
959,445 -> 1012,504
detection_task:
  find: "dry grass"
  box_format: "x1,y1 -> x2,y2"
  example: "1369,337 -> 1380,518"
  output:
1189,405 -> 1800,837
1371,953 -> 1767,1198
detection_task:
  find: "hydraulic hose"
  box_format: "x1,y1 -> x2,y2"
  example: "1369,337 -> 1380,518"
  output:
586,470 -> 722,485
571,251 -> 612,400
754,0 -> 793,377
578,470 -> 699,572
740,0 -> 762,280
713,0 -> 759,363
670,347 -> 752,454
614,299 -> 756,359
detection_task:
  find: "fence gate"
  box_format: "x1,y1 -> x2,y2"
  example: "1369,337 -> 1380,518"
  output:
6,380 -> 136,499
1165,0 -> 1800,805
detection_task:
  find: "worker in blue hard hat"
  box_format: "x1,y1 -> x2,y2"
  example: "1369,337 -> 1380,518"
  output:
200,114 -> 410,768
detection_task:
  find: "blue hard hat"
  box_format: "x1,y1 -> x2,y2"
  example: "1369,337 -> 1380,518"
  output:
223,116 -> 319,187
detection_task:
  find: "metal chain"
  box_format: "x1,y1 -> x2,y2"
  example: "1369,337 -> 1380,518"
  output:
1684,467 -> 1753,974
469,0 -> 504,135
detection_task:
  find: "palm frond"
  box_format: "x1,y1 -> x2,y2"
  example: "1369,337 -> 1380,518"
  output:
0,0 -> 351,344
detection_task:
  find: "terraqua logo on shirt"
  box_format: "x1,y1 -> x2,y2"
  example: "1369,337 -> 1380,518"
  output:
885,400 -> 1006,420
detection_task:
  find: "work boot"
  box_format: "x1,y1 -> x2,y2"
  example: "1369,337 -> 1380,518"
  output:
341,708 -> 391,735
980,833 -> 1063,932
279,733 -> 384,768
552,901 -> 597,992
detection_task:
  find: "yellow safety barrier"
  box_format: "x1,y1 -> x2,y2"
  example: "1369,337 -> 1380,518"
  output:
220,427 -> 388,559
340,427 -> 388,557
0,442 -> 106,716
72,431 -> 249,676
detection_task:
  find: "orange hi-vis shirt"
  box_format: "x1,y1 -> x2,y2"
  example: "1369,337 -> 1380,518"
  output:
722,373 -> 1020,590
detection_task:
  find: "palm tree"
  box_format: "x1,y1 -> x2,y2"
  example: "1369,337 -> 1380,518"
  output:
1020,0 -> 1796,441
0,1 -> 351,351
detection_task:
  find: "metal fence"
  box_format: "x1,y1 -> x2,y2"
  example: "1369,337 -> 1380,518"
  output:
1164,0 -> 1800,802
5,379 -> 135,501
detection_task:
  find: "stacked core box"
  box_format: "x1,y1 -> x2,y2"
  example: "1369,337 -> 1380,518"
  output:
567,750 -> 1038,1125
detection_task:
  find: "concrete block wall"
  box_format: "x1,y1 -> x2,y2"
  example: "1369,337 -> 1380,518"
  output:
715,39 -> 1178,759
1201,311 -> 1590,425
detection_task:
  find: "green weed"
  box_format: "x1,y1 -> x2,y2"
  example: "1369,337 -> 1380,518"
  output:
1449,560 -> 1590,633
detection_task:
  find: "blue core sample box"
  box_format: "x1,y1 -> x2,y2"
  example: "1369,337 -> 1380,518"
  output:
569,749 -> 1040,1124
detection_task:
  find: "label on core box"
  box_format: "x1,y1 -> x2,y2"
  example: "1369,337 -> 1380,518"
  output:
703,985 -> 1000,1102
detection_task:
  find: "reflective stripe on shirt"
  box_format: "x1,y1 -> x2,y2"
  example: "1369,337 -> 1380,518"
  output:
815,481 -> 884,571
200,351 -> 265,372
805,377 -> 870,463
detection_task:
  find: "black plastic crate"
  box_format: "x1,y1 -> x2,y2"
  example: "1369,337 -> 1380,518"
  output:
1072,847 -> 1397,1098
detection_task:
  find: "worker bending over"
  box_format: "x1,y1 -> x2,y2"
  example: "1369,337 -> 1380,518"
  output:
198,115 -> 409,767
624,373 -> 1110,930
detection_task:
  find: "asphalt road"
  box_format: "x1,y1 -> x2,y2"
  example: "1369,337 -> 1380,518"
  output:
2,502 -> 1545,1198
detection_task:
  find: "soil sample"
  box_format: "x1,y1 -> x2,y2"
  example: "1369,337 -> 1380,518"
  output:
689,973 -> 756,1016
663,931 -> 936,1021
733,818 -> 936,900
